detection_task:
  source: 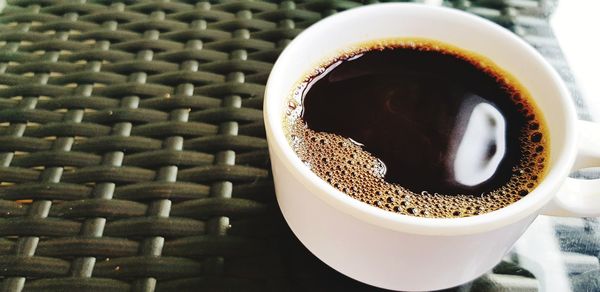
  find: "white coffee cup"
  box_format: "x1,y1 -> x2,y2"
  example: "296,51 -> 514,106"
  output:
263,3 -> 600,291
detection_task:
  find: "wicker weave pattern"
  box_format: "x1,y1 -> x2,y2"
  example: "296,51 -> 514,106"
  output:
0,0 -> 582,291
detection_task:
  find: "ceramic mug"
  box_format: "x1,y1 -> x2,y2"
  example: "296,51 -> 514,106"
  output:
263,3 -> 600,291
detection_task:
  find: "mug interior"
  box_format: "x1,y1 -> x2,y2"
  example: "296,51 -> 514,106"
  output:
264,3 -> 577,235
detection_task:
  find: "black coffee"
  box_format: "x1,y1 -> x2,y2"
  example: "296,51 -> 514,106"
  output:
286,40 -> 548,218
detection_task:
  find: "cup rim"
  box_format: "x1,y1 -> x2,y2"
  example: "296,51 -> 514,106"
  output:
264,3 -> 578,235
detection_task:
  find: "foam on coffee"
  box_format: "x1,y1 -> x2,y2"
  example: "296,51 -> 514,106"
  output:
286,39 -> 549,218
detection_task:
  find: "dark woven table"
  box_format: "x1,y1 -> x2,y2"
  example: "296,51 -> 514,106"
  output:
0,0 -> 598,291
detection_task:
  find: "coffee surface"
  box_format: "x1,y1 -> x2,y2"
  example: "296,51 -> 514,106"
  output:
287,40 -> 548,218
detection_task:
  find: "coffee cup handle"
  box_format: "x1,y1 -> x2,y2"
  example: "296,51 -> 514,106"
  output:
542,120 -> 600,217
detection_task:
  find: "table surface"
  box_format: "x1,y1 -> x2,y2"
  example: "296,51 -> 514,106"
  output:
551,0 -> 600,120
0,1 -> 598,292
